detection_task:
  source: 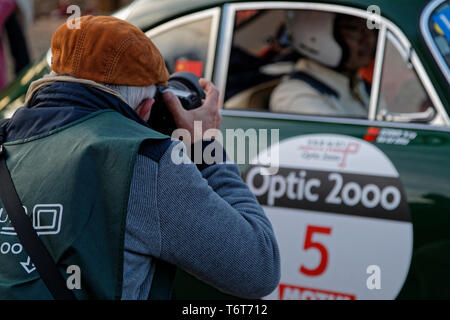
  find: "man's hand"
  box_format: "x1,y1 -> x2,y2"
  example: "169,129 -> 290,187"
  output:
163,78 -> 222,141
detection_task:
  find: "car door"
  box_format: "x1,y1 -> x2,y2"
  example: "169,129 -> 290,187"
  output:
215,2 -> 450,300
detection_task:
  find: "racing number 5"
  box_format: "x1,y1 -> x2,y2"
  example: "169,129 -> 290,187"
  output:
300,225 -> 332,277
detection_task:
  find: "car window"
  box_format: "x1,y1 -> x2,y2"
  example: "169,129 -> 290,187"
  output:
147,12 -> 215,78
376,32 -> 436,122
428,0 -> 450,71
224,9 -> 379,120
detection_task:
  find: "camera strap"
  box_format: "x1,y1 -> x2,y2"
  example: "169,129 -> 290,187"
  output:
0,145 -> 76,300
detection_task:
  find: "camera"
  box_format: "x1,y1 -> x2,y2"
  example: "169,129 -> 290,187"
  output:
147,72 -> 205,136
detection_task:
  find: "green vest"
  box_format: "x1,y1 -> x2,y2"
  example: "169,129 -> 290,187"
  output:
0,110 -> 169,299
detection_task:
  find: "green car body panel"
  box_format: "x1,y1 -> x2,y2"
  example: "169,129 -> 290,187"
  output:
0,0 -> 449,299
1,0 -> 449,111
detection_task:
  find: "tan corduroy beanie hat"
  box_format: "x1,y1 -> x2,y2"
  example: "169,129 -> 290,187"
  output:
50,15 -> 170,86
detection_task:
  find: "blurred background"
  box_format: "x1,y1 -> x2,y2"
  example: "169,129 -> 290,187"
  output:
1,0 -> 133,90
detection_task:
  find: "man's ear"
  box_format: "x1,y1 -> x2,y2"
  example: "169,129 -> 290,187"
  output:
136,98 -> 155,122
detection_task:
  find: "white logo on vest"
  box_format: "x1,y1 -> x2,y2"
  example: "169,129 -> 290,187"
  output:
0,204 -> 63,236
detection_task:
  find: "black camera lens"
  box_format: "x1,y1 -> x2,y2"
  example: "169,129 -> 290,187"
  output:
147,72 -> 205,136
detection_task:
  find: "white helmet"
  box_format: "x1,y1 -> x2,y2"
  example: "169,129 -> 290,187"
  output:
286,10 -> 343,67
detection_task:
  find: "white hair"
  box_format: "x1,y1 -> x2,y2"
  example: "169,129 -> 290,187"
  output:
47,71 -> 157,110
104,84 -> 157,110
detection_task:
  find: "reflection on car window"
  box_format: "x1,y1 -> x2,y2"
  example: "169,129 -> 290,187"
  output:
225,10 -> 291,107
429,0 -> 450,69
150,17 -> 212,77
225,9 -> 378,119
377,33 -> 435,121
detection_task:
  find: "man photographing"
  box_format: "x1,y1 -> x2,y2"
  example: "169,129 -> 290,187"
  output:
0,16 -> 280,299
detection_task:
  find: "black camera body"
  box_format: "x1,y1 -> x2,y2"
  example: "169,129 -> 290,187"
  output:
148,72 -> 205,136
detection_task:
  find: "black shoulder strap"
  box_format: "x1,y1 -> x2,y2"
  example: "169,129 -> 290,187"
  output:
290,71 -> 340,98
0,145 -> 76,300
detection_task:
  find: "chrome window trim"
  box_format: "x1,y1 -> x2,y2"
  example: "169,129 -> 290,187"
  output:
215,3 -> 235,103
220,109 -> 450,133
112,0 -> 139,20
207,9 -> 221,80
46,48 -> 52,67
145,7 -> 221,81
420,0 -> 450,86
215,1 -> 449,129
368,24 -> 387,121
410,49 -> 449,126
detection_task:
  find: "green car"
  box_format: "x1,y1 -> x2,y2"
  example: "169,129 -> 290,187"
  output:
0,0 -> 449,300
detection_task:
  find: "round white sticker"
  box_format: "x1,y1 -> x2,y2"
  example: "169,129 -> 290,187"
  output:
244,134 -> 413,300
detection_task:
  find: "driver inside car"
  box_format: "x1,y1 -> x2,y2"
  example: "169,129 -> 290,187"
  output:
269,10 -> 377,117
